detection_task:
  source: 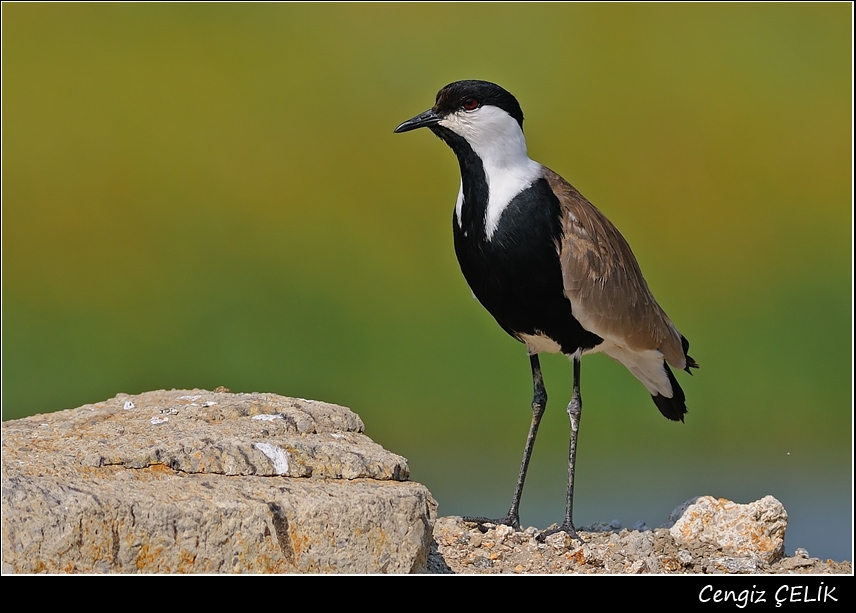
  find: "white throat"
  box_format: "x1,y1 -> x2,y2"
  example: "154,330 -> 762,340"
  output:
441,106 -> 542,239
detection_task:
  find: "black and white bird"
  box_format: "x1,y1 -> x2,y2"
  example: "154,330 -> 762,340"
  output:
394,80 -> 697,540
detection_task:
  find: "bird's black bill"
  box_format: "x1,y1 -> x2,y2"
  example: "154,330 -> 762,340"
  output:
394,108 -> 441,133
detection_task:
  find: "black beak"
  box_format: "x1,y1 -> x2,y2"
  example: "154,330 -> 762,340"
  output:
394,108 -> 442,134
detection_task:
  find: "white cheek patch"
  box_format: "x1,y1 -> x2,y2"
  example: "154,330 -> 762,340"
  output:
440,107 -> 542,240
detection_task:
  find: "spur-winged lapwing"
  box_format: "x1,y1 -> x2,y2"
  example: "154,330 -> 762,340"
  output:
394,80 -> 698,540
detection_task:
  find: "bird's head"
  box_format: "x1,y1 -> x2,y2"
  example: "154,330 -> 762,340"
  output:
394,80 -> 528,163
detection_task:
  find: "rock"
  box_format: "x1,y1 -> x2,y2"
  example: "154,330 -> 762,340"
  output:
666,495 -> 787,564
4,391 -> 850,575
429,503 -> 851,574
1,389 -> 437,573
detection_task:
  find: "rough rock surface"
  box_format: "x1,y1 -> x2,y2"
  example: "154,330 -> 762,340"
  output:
428,510 -> 852,574
3,389 -> 850,574
2,389 -> 436,573
667,495 -> 787,564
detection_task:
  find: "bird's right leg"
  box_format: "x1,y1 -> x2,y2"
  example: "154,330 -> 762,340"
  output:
464,353 -> 547,531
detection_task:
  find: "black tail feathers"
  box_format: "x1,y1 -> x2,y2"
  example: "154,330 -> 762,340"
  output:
652,363 -> 688,422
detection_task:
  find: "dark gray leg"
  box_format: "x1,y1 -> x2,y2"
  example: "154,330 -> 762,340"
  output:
464,354 -> 547,530
538,353 -> 584,542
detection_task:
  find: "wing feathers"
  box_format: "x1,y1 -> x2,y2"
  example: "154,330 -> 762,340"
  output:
542,167 -> 687,369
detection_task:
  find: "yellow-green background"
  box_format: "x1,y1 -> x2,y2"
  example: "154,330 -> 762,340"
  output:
3,4 -> 851,561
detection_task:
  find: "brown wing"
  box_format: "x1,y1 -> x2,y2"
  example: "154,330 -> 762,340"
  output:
542,167 -> 686,369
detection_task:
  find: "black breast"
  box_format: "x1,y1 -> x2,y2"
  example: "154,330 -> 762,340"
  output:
453,178 -> 603,355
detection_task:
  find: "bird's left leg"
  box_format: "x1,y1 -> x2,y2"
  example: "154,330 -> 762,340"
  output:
537,352 -> 584,542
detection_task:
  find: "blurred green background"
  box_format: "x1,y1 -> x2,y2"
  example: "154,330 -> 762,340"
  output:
3,4 -> 851,561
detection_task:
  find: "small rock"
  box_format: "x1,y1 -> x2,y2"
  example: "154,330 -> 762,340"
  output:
545,531 -> 575,551
714,555 -> 764,574
667,495 -> 787,563
471,555 -> 492,569
494,524 -> 515,543
778,556 -> 816,570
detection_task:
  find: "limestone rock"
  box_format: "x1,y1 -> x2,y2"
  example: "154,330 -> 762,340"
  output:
666,495 -> 787,564
2,389 -> 436,573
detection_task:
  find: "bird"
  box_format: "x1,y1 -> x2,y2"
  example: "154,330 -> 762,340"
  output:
393,80 -> 697,540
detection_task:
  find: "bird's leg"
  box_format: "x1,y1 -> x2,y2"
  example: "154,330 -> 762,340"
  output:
464,353 -> 547,532
537,354 -> 584,543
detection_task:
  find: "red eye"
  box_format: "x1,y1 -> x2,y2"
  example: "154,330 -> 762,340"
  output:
462,98 -> 480,110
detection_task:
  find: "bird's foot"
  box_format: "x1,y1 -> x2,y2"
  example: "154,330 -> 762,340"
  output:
462,514 -> 520,533
536,522 -> 585,544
